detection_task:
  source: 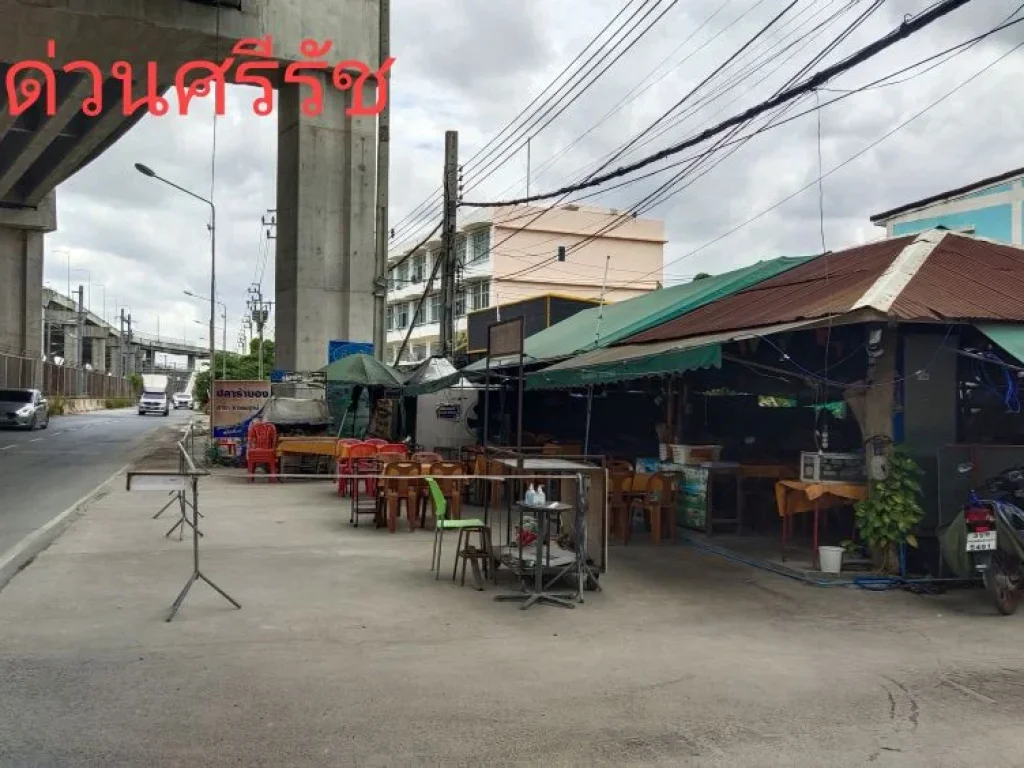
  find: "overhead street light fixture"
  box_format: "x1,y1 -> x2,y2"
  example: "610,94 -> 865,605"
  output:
135,161 -> 218,438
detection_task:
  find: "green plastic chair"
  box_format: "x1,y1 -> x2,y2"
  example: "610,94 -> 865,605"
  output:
427,477 -> 487,580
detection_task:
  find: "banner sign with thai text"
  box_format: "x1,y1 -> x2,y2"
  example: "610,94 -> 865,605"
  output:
212,380 -> 272,458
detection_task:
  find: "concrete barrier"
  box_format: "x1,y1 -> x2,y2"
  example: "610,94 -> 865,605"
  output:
60,398 -> 127,414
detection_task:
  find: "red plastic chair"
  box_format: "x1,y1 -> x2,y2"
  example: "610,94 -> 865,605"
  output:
247,422 -> 279,482
378,443 -> 410,457
364,438 -> 388,447
345,443 -> 379,500
336,438 -> 364,497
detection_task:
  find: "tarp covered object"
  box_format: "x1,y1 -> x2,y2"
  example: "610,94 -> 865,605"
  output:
321,353 -> 404,389
401,357 -> 463,395
256,396 -> 331,426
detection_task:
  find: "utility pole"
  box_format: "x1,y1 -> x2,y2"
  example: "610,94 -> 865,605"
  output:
75,284 -> 84,373
119,308 -> 125,376
372,0 -> 392,362
247,283 -> 271,379
439,130 -> 458,359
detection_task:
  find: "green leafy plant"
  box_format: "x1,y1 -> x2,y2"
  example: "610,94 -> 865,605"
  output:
853,447 -> 924,573
48,395 -> 67,416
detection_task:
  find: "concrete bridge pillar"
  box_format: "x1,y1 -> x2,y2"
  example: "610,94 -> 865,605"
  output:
274,80 -> 377,372
91,337 -> 107,373
0,192 -> 54,362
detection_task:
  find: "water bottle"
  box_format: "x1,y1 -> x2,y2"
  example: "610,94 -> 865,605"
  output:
536,485 -> 546,505
525,484 -> 537,506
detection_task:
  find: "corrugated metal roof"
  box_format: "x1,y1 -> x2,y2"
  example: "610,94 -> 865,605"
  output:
894,234 -> 1024,321
624,231 -> 1024,345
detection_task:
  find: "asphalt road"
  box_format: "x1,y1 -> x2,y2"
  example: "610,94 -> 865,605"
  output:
0,408 -> 192,558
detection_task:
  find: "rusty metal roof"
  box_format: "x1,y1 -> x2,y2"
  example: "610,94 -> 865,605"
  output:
625,231 -> 1024,345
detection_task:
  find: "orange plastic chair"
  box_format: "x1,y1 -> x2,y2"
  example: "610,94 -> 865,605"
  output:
383,461 -> 420,533
345,443 -> 379,505
247,422 -> 279,482
378,443 -> 410,456
336,438 -> 364,496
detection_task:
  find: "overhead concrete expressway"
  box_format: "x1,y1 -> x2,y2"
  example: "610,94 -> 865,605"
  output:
0,0 -> 382,376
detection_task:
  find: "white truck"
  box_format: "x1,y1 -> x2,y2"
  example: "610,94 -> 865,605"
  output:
138,374 -> 170,417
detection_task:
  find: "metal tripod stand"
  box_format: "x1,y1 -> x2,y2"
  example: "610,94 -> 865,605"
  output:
166,473 -> 241,622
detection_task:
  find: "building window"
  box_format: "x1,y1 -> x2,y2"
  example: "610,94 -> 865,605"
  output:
387,304 -> 395,331
426,293 -> 440,324
470,229 -> 490,264
388,271 -> 395,292
396,260 -> 409,286
430,341 -> 442,357
412,343 -> 427,361
470,280 -> 490,311
395,302 -> 409,329
412,253 -> 425,284
455,288 -> 466,318
456,236 -> 467,265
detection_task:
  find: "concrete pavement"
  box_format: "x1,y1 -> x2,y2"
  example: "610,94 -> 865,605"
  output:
0,408 -> 191,558
2,467 -> 1024,766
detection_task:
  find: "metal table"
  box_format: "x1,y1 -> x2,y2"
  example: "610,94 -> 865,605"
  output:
495,501 -> 577,610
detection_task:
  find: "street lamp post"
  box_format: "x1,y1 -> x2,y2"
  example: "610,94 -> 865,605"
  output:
136,162 -> 217,435
186,291 -> 227,379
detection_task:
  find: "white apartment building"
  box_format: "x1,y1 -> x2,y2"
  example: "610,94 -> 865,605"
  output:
385,204 -> 666,364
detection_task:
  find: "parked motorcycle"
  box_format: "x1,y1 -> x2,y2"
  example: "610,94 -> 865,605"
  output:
941,464 -> 1024,615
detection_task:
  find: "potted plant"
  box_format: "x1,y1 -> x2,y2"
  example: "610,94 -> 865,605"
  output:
853,446 -> 925,574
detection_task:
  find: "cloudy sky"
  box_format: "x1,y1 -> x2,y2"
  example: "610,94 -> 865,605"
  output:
45,0 -> 1024,360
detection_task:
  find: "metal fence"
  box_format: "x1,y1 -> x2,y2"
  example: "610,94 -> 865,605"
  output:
0,351 -> 132,399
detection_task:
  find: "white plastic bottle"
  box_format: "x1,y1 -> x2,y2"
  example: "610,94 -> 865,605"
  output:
536,484 -> 546,505
525,484 -> 537,505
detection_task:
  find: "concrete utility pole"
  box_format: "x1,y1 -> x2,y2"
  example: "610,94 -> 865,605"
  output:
372,0 -> 392,362
76,284 -> 84,382
439,130 -> 458,359
247,283 -> 271,380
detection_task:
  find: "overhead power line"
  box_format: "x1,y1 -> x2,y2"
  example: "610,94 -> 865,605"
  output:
461,0 -> 976,209
578,32 -> 1024,299
388,0 -> 655,242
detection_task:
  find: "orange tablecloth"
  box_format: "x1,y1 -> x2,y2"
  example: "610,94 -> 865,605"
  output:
774,480 -> 868,518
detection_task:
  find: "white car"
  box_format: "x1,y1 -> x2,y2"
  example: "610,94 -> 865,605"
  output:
172,392 -> 193,410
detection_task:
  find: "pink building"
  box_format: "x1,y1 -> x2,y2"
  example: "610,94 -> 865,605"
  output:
386,204 -> 666,363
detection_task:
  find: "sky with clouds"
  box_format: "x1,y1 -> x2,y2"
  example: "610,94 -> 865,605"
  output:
43,0 -> 1024,361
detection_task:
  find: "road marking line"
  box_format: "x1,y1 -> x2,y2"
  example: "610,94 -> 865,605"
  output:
0,445 -> 14,451
29,437 -> 42,443
51,431 -> 63,436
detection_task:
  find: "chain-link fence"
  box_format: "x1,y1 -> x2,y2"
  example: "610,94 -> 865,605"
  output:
0,351 -> 132,399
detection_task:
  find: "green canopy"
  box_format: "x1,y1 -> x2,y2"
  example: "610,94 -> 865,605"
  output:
466,254 -> 813,371
526,341 -> 721,390
977,323 -> 1024,364
321,353 -> 405,389
526,319 -> 817,390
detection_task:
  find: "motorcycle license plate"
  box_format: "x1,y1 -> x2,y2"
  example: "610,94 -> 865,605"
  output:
966,531 -> 997,552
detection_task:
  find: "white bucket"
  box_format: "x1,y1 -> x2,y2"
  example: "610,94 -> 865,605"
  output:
818,546 -> 844,574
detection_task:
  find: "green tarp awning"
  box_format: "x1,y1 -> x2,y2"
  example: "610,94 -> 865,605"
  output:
466,255 -> 814,371
526,341 -> 721,390
526,320 -> 819,390
977,323 -> 1024,364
